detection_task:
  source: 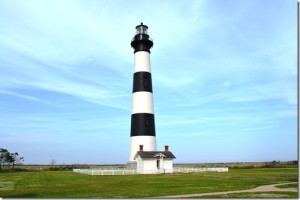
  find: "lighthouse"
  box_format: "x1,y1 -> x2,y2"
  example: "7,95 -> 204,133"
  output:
128,23 -> 156,167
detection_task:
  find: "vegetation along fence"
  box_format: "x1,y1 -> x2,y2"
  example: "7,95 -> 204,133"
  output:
73,167 -> 228,176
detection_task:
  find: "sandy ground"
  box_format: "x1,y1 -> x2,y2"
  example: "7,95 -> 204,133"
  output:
157,182 -> 298,198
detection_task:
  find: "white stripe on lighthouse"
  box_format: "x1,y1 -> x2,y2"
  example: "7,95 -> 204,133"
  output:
132,92 -> 154,114
134,51 -> 151,73
129,136 -> 156,161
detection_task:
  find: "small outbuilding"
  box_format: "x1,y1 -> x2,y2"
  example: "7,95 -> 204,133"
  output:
134,145 -> 176,174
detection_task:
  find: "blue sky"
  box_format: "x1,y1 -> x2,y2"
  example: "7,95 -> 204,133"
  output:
0,0 -> 297,164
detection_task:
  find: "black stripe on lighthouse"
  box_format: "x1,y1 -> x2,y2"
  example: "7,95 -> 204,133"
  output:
130,113 -> 156,136
133,71 -> 153,93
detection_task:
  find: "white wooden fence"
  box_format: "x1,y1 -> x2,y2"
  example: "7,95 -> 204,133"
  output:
173,167 -> 228,173
73,169 -> 136,175
73,167 -> 228,176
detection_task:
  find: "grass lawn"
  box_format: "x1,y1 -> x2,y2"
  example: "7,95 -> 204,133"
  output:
276,183 -> 298,189
0,168 -> 298,198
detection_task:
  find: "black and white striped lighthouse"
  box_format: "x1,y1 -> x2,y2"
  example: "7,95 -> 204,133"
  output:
128,23 -> 156,164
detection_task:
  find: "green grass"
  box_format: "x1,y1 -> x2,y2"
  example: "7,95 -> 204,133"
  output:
276,183 -> 298,189
0,168 -> 298,198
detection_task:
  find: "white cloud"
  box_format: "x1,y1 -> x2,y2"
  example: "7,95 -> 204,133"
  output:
0,89 -> 48,103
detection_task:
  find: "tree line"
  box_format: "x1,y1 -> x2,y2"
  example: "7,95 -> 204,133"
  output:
0,148 -> 24,170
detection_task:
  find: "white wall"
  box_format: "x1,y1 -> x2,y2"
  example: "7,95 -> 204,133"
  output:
136,155 -> 174,174
137,158 -> 157,174
162,159 -> 174,173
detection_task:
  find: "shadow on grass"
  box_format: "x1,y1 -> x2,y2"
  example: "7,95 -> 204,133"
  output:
0,168 -> 34,173
2,193 -> 39,198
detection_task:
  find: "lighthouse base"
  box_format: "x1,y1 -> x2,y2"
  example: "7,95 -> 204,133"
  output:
126,161 -> 137,169
129,136 -> 156,161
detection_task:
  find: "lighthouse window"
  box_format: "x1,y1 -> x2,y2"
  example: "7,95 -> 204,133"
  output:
145,117 -> 150,127
136,26 -> 148,35
144,76 -> 148,87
